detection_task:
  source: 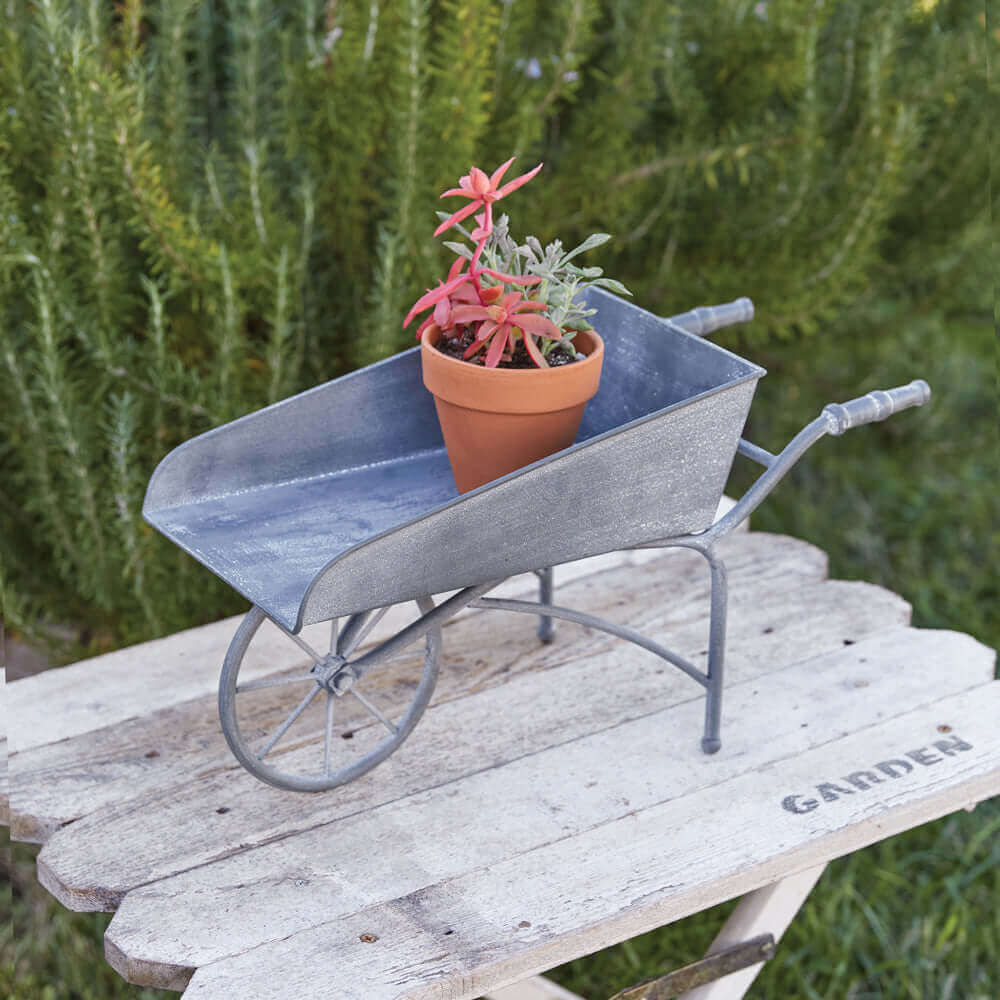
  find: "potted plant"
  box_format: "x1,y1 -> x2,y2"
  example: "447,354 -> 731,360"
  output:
403,158 -> 630,492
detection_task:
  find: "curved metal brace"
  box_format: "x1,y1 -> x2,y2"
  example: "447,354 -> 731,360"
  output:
348,580 -> 500,680
469,596 -> 709,689
704,417 -> 831,544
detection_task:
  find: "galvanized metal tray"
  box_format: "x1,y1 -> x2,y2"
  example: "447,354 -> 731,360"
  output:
143,290 -> 763,633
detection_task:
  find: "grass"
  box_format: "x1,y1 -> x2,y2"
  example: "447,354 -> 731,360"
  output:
4,303 -> 997,998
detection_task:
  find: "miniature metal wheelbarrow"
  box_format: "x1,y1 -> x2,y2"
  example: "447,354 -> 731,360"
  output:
143,291 -> 930,792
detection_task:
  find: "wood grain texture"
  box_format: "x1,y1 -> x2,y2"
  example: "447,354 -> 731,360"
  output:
173,676 -> 998,999
99,627 -> 990,986
31,534 -> 842,904
3,528 -> 756,843
6,559 -> 641,842
12,534 -> 828,852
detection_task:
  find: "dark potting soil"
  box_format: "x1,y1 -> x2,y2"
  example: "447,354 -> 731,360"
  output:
435,327 -> 581,368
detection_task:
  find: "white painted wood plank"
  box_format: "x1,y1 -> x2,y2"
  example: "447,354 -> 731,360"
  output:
173,678 -> 1000,1000
8,613 -> 247,754
33,569 -> 892,909
7,496 -> 742,760
13,533 -> 830,850
98,628 -> 995,986
485,975 -> 586,1000
678,865 -> 827,1000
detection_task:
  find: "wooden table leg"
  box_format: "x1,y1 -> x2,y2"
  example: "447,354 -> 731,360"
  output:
679,864 -> 828,1000
486,864 -> 825,1000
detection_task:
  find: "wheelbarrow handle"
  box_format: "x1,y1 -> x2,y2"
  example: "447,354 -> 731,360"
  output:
676,378 -> 932,546
666,297 -> 754,337
822,380 -> 931,436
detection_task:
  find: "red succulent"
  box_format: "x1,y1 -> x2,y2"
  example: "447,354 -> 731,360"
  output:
404,157 -> 566,369
433,158 -> 543,238
452,291 -> 562,368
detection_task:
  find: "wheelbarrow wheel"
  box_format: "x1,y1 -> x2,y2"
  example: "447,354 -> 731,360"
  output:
219,597 -> 440,792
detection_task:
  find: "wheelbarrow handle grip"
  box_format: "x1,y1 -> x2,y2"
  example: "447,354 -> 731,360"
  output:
822,380 -> 931,435
666,297 -> 754,337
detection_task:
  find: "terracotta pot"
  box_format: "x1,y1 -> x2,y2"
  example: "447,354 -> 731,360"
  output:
421,328 -> 604,493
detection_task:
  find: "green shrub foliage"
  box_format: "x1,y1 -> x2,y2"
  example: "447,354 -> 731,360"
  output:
0,0 -> 988,645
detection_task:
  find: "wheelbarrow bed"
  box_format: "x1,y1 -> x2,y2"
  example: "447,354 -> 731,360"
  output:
144,291 -> 764,631
148,447 -> 457,634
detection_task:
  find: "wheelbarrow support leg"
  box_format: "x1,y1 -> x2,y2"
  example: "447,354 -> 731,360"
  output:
535,567 -> 556,644
702,546 -> 728,754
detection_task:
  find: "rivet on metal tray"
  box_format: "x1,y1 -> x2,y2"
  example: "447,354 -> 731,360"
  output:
215,807 -> 230,814
518,920 -> 531,928
360,933 -> 379,943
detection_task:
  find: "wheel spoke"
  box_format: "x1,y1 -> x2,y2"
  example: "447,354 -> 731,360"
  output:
350,688 -> 399,735
342,606 -> 391,656
237,673 -> 315,693
323,692 -> 335,774
273,620 -> 325,665
257,685 -> 321,759
328,618 -> 339,654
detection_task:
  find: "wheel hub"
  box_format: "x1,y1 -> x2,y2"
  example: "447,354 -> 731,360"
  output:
313,654 -> 357,695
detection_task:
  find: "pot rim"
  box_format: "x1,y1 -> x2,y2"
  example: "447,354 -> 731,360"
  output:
420,326 -> 603,376
421,326 -> 604,415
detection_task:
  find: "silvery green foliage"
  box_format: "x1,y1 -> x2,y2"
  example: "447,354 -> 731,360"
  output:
516,231 -> 632,332
444,213 -> 632,350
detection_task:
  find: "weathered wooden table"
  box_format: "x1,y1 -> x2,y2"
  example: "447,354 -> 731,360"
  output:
4,517 -> 998,999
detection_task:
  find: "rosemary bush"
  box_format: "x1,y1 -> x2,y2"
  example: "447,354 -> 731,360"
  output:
0,0 -> 988,647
